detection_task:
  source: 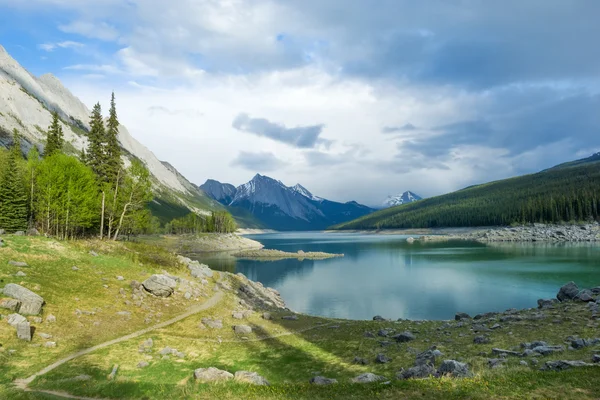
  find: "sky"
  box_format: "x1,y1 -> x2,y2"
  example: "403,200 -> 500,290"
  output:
1,0 -> 599,207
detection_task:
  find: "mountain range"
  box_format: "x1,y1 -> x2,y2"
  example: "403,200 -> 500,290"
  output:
200,174 -> 374,230
382,191 -> 422,208
0,45 -> 220,224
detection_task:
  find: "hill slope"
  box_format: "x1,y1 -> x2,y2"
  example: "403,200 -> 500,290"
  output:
0,45 -> 220,224
333,155 -> 600,230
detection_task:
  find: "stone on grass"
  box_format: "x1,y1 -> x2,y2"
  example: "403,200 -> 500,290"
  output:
415,348 -> 441,366
474,335 -> 491,344
15,271 -> 26,277
0,298 -> 21,312
492,348 -> 522,357
44,341 -> 56,348
532,345 -> 564,356
592,354 -> 600,363
2,283 -> 44,315
488,358 -> 506,369
455,312 -> 471,321
72,266 -> 79,271
16,321 -> 31,341
233,325 -> 252,334
8,261 -> 28,268
39,333 -> 52,339
201,318 -> 223,329
375,353 -> 391,364
353,357 -> 369,365
7,313 -> 27,327
262,312 -> 271,320
142,274 -> 177,297
108,365 -> 119,380
137,361 -> 150,368
234,371 -> 269,385
352,373 -> 386,383
578,290 -> 594,302
438,360 -> 472,378
397,364 -> 436,380
372,315 -> 385,321
194,367 -> 234,382
520,360 -> 528,366
537,298 -> 556,309
557,281 -> 579,302
45,314 -> 56,323
541,360 -> 594,371
189,263 -> 214,279
310,376 -> 337,385
232,311 -> 244,319
364,331 -> 376,338
116,276 -> 124,281
89,251 -> 99,257
393,331 -> 416,342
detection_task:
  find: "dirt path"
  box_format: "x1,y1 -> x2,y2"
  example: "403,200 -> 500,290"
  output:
14,273 -> 226,400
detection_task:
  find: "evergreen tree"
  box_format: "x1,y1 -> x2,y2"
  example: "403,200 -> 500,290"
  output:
105,92 -> 123,182
86,102 -> 108,181
45,111 -> 64,156
0,131 -> 28,232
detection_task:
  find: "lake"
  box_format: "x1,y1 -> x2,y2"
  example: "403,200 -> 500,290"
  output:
191,232 -> 600,321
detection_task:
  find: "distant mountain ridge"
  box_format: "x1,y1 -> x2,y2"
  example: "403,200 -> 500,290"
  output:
383,191 -> 422,208
200,174 -> 374,230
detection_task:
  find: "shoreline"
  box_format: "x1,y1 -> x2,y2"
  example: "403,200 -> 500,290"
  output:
232,249 -> 343,261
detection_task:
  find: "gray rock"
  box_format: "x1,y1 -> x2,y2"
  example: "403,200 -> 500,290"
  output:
375,353 -> 391,363
393,331 -> 416,342
378,329 -> 391,337
116,276 -> 124,281
27,228 -> 40,236
8,261 -> 28,268
31,316 -> 42,323
397,364 -> 436,380
234,371 -> 269,385
310,376 -> 338,385
72,266 -> 79,271
189,263 -> 214,279
142,274 -> 177,297
474,336 -> 491,344
521,341 -> 548,350
44,341 -> 56,348
415,348 -> 441,366
262,312 -> 271,320
7,313 -> 27,327
201,318 -> 223,329
16,321 -> 31,341
352,373 -> 386,383
490,324 -> 502,330
116,311 -> 131,317
159,346 -> 173,355
492,348 -> 522,357
520,360 -> 529,366
14,231 -> 25,236
232,311 -> 244,319
541,360 -> 594,371
592,354 -> 600,363
537,299 -> 556,309
39,332 -> 52,339
571,338 -> 600,349
194,367 -> 234,382
137,361 -> 150,368
233,325 -> 252,334
488,358 -> 506,369
89,251 -> 99,257
15,271 -> 26,277
455,312 -> 471,321
578,290 -> 594,302
130,280 -> 142,290
364,331 -> 376,338
45,314 -> 56,323
2,283 -> 44,315
532,345 -> 564,356
438,360 -> 472,377
372,315 -> 385,321
557,281 -> 579,302
0,298 -> 21,312
353,356 -> 369,365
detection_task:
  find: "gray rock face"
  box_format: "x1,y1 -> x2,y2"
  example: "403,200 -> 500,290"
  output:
541,360 -> 594,371
16,321 -> 31,341
201,318 -> 223,329
2,284 -> 44,315
189,262 -> 214,279
310,376 -> 338,385
397,364 -> 436,380
393,331 -> 416,342
352,373 -> 386,383
233,325 -> 252,334
142,274 -> 177,297
438,360 -> 472,377
194,367 -> 234,382
578,290 -> 594,302
415,348 -> 441,366
571,338 -> 600,349
8,261 -> 28,268
532,345 -> 564,355
455,312 -> 471,321
0,298 -> 21,312
557,281 -> 579,302
234,371 -> 269,385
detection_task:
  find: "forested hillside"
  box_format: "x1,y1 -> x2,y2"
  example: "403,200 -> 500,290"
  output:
333,155 -> 600,230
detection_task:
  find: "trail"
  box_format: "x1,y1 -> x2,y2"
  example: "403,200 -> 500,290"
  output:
14,273 -> 226,400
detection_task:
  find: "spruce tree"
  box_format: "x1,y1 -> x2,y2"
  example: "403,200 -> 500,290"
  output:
105,92 -> 123,182
45,111 -> 64,156
0,131 -> 28,232
86,102 -> 108,181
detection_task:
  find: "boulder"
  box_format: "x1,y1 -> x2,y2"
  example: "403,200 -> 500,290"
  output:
15,271 -> 26,277
351,373 -> 386,383
0,298 -> 21,312
7,313 -> 27,327
393,331 -> 416,342
27,228 -> 40,236
16,321 -> 31,341
592,354 -> 600,363
537,299 -> 557,309
375,353 -> 390,363
2,284 -> 44,315
44,341 -> 56,348
578,290 -> 594,302
234,371 -> 269,385
372,315 -> 386,321
415,348 -> 441,366
532,345 -> 564,356
353,357 -> 369,365
137,361 -> 150,368
194,367 -> 234,382
189,262 -> 214,279
455,312 -> 471,321
233,325 -> 252,334
142,274 -> 177,297
397,364 -> 436,380
406,237 -> 415,244
8,261 -> 28,268
474,336 -> 491,345
262,312 -> 271,320
438,360 -> 472,378
557,281 -> 579,302
45,314 -> 56,323
541,360 -> 594,371
310,376 -> 338,385
201,318 -> 223,329
232,311 -> 244,319
488,358 -> 506,369
14,231 -> 25,236
571,338 -> 600,349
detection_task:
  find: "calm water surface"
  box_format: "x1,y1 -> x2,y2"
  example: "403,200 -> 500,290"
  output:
191,232 -> 600,321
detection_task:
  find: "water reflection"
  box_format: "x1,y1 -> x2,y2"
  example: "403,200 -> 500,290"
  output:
188,233 -> 600,321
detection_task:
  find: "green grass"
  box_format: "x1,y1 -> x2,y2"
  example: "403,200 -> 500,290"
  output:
1,236 -> 599,399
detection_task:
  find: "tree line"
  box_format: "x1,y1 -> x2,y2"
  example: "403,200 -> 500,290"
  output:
165,211 -> 237,234
334,161 -> 600,230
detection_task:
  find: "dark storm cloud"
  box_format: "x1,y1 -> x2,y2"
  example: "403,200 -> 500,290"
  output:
232,113 -> 327,148
230,151 -> 287,172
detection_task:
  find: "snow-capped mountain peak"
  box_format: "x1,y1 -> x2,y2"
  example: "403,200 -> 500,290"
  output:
292,183 -> 323,201
383,191 -> 422,208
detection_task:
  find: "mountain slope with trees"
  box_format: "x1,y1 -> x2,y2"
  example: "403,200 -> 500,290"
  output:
333,155 -> 600,230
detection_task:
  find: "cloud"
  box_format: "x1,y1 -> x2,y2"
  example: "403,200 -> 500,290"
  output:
232,113 -> 326,148
38,41 -> 84,52
147,106 -> 204,118
382,123 -> 417,133
230,151 -> 287,172
59,20 -> 119,41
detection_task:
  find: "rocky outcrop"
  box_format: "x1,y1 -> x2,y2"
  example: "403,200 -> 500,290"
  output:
2,283 -> 44,315
194,367 -> 234,382
236,273 -> 286,310
142,275 -> 177,297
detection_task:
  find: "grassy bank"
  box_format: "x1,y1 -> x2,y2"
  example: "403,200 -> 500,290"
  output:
1,236 -> 599,399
